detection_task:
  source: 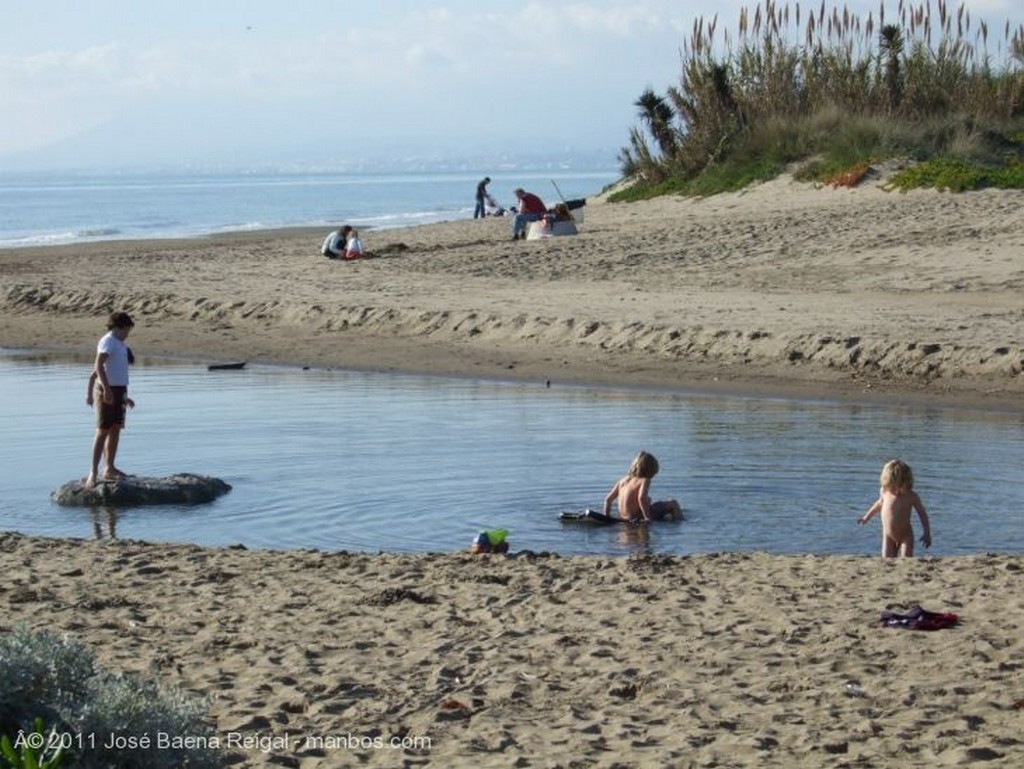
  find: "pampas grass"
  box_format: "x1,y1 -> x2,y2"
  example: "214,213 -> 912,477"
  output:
619,1 -> 1024,195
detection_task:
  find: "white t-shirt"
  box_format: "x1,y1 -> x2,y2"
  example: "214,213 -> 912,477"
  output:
98,331 -> 130,386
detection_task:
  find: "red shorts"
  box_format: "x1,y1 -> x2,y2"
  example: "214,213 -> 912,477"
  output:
96,386 -> 128,430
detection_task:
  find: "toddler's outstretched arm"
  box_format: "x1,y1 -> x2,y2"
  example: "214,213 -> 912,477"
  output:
602,481 -> 620,517
858,492 -> 883,525
914,493 -> 932,548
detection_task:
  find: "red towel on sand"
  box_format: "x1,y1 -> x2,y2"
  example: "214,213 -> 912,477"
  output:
880,605 -> 959,630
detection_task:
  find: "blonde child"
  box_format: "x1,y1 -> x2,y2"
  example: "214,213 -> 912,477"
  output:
602,451 -> 682,523
344,229 -> 364,260
858,459 -> 932,557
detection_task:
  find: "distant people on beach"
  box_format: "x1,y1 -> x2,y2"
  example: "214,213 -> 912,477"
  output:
474,177 -> 491,219
86,311 -> 136,489
344,229 -> 364,260
858,458 -> 932,557
321,225 -> 353,259
484,193 -> 506,216
511,188 -> 547,240
602,451 -> 682,523
551,202 -> 574,221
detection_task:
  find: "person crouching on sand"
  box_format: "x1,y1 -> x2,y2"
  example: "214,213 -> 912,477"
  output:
86,311 -> 136,489
602,450 -> 682,523
858,458 -> 932,557
321,225 -> 352,259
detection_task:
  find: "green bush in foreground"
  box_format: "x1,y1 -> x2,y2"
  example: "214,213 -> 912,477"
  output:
617,0 -> 1024,198
1,716 -> 67,768
0,626 -> 220,769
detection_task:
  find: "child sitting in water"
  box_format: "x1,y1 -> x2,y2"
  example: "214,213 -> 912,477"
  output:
858,458 -> 932,557
602,451 -> 682,523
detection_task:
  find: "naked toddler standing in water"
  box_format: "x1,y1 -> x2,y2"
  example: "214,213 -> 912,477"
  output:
858,459 -> 932,557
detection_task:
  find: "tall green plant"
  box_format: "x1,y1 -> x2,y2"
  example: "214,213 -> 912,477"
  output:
880,24 -> 905,109
619,1 -> 1024,194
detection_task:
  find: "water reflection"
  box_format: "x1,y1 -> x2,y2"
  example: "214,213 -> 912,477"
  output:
90,507 -> 118,540
615,522 -> 651,550
2,351 -> 1023,556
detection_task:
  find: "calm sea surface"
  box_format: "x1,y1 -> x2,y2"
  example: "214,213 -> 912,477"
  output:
0,168 -> 616,248
3,351 -> 1023,557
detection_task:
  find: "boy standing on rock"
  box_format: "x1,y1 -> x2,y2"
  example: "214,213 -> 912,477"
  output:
85,311 -> 135,488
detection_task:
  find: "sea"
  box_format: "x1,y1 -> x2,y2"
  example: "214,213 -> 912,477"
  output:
0,165 -> 619,248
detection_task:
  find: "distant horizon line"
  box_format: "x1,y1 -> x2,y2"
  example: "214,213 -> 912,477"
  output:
0,147 -> 624,178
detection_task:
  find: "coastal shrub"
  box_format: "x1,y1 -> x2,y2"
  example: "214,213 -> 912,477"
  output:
0,626 -> 220,769
885,157 -> 1024,190
0,626 -> 95,734
617,0 -> 1024,197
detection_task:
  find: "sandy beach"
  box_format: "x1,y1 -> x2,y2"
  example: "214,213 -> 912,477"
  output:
1,174 -> 1022,408
3,533 -> 1023,767
3,177 -> 1024,766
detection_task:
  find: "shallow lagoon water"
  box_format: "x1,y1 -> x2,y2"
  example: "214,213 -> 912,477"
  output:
3,351 -> 1023,556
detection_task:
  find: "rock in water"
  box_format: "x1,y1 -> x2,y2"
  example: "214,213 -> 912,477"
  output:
52,474 -> 232,507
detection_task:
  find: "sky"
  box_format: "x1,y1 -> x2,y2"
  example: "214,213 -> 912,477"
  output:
2,0 -> 1022,172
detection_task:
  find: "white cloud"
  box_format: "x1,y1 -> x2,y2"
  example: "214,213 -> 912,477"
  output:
7,0 -> 1018,170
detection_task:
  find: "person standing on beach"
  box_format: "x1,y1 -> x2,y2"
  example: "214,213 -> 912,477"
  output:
858,458 -> 932,557
86,311 -> 136,489
474,177 -> 491,219
602,451 -> 682,523
511,187 -> 547,240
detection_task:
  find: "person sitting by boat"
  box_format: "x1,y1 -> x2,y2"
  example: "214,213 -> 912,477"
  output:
511,188 -> 546,240
551,202 -> 574,221
321,225 -> 352,259
538,202 -> 575,232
